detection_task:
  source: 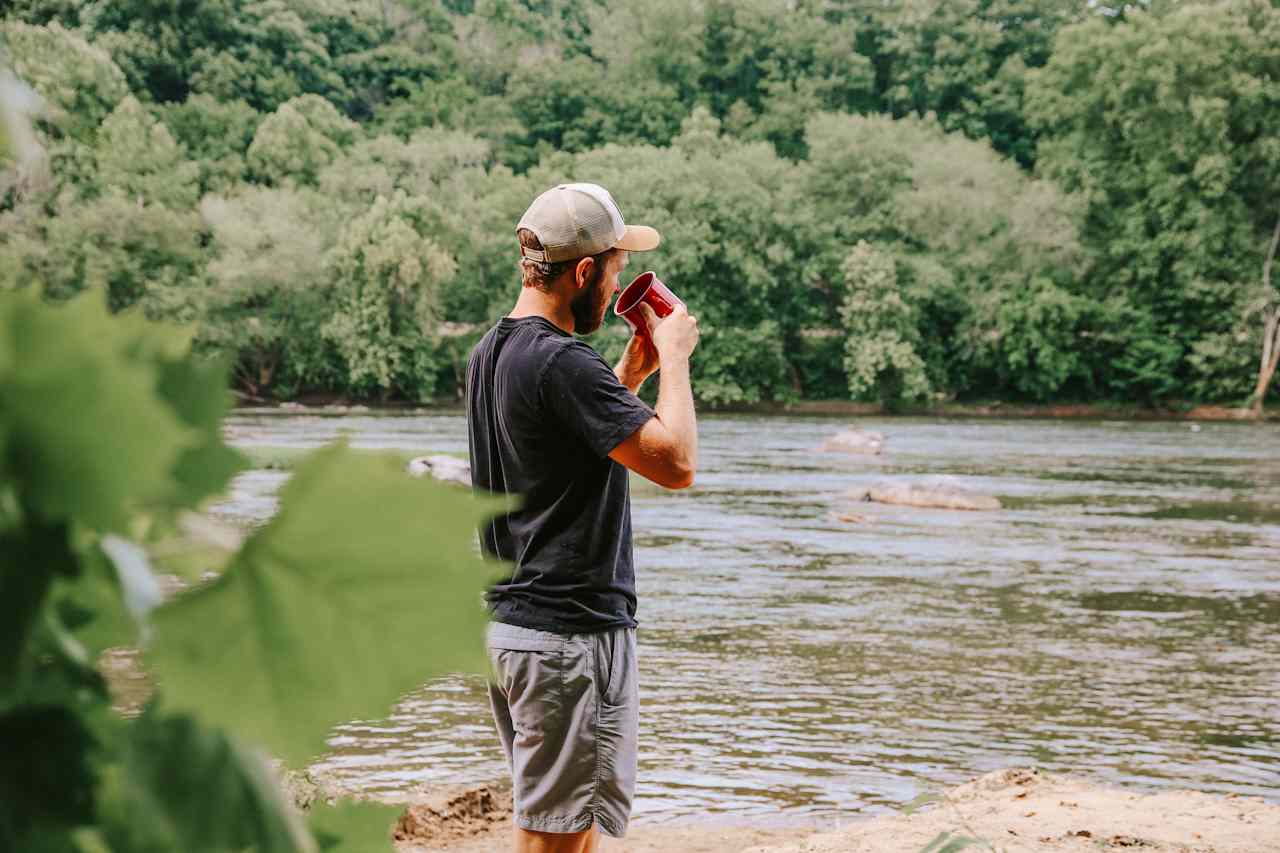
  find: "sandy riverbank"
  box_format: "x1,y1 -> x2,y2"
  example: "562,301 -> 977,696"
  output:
388,769 -> 1280,853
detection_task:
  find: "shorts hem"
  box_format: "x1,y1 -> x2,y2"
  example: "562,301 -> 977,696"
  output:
514,812 -> 626,838
515,813 -> 595,834
594,813 -> 626,838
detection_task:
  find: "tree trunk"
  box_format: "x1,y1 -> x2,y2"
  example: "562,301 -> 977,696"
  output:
1250,215 -> 1280,419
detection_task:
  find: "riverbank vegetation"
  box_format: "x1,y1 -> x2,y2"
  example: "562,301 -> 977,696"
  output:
1,0 -> 1277,414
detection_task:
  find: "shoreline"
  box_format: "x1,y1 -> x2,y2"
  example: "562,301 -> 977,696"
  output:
232,398 -> 1276,422
385,768 -> 1280,853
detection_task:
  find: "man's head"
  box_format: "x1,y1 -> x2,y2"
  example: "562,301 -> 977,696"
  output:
515,183 -> 660,334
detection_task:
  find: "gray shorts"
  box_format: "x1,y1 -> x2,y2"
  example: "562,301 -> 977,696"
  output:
486,622 -> 638,838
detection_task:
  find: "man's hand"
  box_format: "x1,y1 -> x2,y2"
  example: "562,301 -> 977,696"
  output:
614,329 -> 660,394
642,303 -> 699,363
609,302 -> 699,489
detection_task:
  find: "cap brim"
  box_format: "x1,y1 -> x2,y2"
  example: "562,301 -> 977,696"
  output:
615,224 -> 661,253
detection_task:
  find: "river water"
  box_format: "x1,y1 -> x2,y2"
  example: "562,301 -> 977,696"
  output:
218,411 -> 1280,824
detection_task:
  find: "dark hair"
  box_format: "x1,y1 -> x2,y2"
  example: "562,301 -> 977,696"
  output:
517,229 -> 619,292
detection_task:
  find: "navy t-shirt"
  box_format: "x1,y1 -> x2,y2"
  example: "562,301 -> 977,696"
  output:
465,316 -> 655,633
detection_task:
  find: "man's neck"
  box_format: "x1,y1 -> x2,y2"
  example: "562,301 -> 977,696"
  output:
508,286 -> 575,334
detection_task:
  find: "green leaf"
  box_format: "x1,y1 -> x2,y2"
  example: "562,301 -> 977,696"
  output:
0,705 -> 99,849
148,443 -> 507,766
97,710 -> 315,853
49,544 -> 140,660
151,352 -> 249,510
0,524 -> 76,692
0,292 -> 193,531
310,800 -> 400,853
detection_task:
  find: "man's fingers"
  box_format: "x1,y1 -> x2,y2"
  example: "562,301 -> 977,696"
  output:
636,302 -> 660,332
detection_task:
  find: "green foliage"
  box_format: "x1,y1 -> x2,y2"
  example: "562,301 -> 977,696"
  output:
691,321 -> 795,407
157,94 -> 262,192
3,191 -> 208,317
1026,0 -> 1280,403
94,95 -> 200,207
0,20 -> 128,141
840,241 -> 931,406
199,185 -> 345,395
248,93 -> 359,187
0,290 -> 500,849
871,0 -> 1085,166
309,801 -> 400,852
321,192 -> 457,399
96,710 -> 313,853
149,441 -> 498,766
986,278 -> 1096,401
4,0 -> 1276,407
810,113 -> 1087,401
0,291 -> 201,531
82,0 -> 352,111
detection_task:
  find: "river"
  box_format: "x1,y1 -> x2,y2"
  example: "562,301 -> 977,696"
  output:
217,411 -> 1280,824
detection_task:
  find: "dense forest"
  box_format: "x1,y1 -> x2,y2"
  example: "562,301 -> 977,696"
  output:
1,0 -> 1277,411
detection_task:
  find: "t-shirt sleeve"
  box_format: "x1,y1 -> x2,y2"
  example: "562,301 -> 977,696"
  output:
540,342 -> 656,458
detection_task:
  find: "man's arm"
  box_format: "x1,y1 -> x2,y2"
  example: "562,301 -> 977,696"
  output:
609,304 -> 699,489
614,334 -> 659,394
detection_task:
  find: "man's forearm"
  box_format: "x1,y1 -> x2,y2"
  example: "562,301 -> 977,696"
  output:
654,357 -> 697,475
614,359 -> 646,394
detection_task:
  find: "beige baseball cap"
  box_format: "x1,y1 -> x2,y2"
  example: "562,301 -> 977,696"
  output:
516,182 -> 661,263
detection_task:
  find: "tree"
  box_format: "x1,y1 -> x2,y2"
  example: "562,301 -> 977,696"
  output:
868,0 -> 1088,167
81,0 -> 351,111
157,94 -> 262,193
94,95 -> 200,208
321,192 -> 458,399
0,84 -> 206,319
5,191 -> 207,317
698,0 -> 873,159
247,93 -> 358,186
1026,0 -> 1280,408
0,20 -> 129,141
1250,216 -> 1280,415
839,240 -> 931,406
0,65 -> 46,207
200,186 -> 346,396
804,112 -> 1088,400
317,126 -> 489,204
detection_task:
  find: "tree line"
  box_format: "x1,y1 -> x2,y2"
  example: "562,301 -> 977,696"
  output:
1,0 -> 1277,412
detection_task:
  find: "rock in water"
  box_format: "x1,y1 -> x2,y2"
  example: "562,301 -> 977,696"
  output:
407,455 -> 471,487
821,429 -> 886,455
855,476 -> 1001,511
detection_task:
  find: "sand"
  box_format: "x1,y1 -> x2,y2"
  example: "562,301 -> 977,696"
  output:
391,769 -> 1280,853
743,768 -> 1280,853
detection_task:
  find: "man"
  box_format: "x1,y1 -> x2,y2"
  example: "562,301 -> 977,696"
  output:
465,182 -> 699,853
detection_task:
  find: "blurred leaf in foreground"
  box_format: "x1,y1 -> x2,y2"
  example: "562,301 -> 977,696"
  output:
148,443 -> 506,766
0,292 -> 193,532
310,800 -> 400,853
0,705 -> 98,850
97,710 -> 313,853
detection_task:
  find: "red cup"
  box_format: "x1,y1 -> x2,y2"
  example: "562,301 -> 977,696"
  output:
614,271 -> 683,338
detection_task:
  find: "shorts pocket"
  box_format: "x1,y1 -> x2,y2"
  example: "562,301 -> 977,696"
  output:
597,630 -> 636,708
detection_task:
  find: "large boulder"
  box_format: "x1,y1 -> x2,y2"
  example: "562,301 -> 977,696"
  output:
407,454 -> 471,487
821,429 -> 885,455
851,476 -> 1001,511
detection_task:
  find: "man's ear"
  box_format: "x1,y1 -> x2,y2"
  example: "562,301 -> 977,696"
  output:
574,256 -> 596,290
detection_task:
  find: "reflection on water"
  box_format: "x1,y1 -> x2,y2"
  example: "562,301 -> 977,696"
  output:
218,412 -> 1280,822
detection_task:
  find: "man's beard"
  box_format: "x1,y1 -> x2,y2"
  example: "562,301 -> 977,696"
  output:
570,266 -> 610,335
